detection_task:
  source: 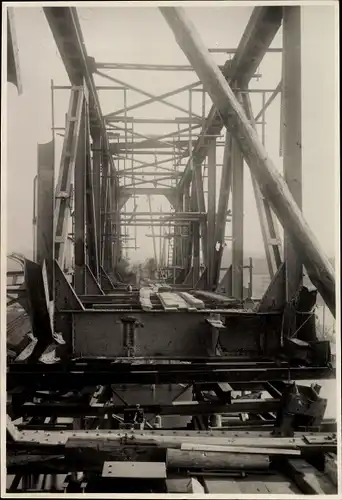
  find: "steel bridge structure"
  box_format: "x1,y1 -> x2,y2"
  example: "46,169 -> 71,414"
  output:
5,5 -> 338,495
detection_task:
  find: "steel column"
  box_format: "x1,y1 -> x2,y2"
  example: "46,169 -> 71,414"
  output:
207,140 -> 216,288
36,141 -> 54,299
193,162 -> 208,267
74,100 -> 86,295
84,101 -> 100,281
282,6 -> 303,303
231,139 -> 244,300
100,154 -> 109,269
193,221 -> 200,284
213,132 -> 233,287
93,132 -> 102,269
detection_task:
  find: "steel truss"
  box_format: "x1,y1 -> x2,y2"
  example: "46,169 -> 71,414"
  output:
6,5 -> 337,495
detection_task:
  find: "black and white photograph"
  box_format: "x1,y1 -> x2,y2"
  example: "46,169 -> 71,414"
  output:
1,1 -> 340,496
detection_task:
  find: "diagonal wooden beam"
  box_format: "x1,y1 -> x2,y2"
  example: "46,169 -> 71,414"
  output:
176,6 -> 283,192
159,6 -> 335,316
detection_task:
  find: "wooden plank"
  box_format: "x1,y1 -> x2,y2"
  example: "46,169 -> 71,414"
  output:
19,429 -> 336,448
284,459 -> 337,494
139,287 -> 153,311
166,477 -> 204,493
102,461 -> 166,479
324,453 -> 337,486
193,289 -> 239,305
181,443 -> 300,455
166,449 -> 270,470
166,478 -> 194,493
156,292 -> 189,310
237,479 -> 271,494
157,292 -> 179,311
204,477 -> 241,494
171,293 -> 193,310
259,474 -> 301,494
178,291 -> 205,309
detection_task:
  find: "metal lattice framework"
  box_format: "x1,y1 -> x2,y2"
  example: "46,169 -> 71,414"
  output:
5,5 -> 337,495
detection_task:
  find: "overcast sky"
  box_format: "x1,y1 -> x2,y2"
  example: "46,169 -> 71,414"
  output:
6,3 -> 338,264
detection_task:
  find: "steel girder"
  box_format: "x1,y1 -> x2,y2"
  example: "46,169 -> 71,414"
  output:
7,362 -> 335,389
43,7 -> 120,273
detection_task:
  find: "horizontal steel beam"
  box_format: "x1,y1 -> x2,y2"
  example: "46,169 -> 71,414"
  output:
53,85 -> 127,91
96,61 -> 208,71
121,187 -> 174,196
19,399 -> 280,418
120,222 -> 191,226
118,212 -> 205,217
114,150 -> 187,156
208,47 -> 282,54
107,117 -> 203,124
111,139 -> 189,151
118,172 -> 182,177
8,363 -> 335,389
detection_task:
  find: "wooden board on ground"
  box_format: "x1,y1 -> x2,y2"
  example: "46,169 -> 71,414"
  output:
284,459 -> 337,494
324,452 -> 337,486
203,477 -> 241,494
157,292 -> 179,311
178,292 -> 205,310
166,478 -> 204,493
181,443 -> 301,455
205,474 -> 300,494
139,288 -> 153,311
166,449 -> 269,470
102,461 -> 166,479
169,293 -> 191,310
